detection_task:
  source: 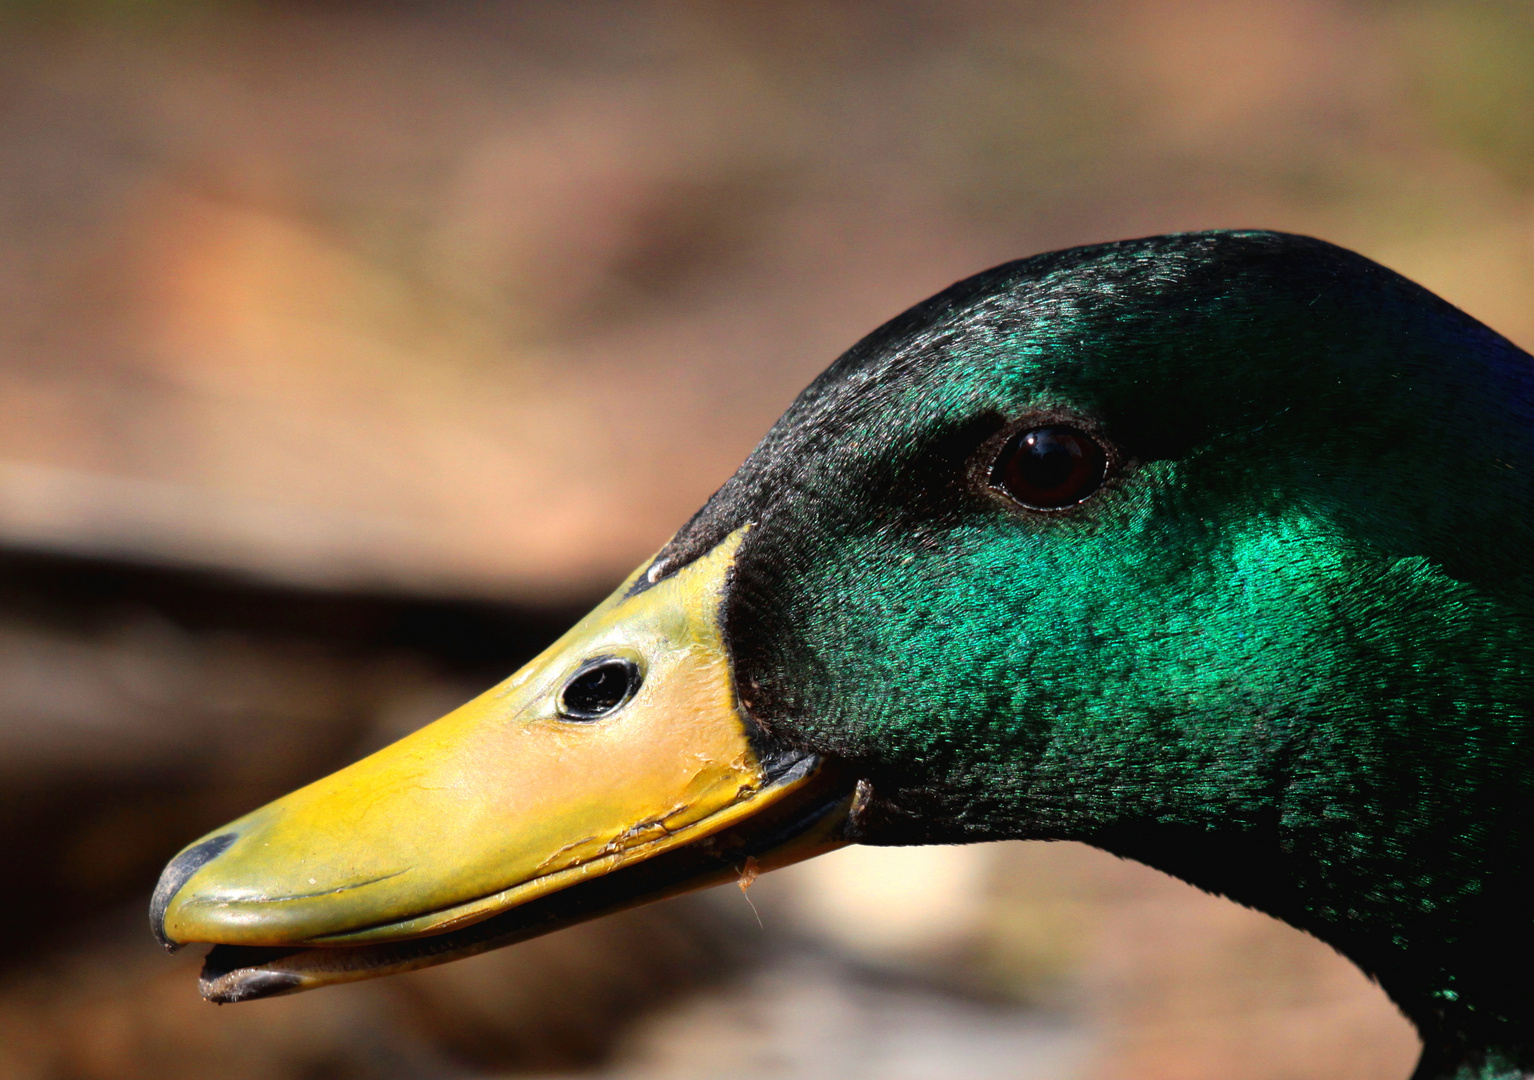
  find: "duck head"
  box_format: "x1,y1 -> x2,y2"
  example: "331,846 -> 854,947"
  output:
155,231 -> 1534,1079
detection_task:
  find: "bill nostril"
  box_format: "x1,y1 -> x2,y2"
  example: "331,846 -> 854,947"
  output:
150,832 -> 238,952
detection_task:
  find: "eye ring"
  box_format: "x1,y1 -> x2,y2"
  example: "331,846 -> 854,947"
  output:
558,656 -> 643,721
989,423 -> 1108,511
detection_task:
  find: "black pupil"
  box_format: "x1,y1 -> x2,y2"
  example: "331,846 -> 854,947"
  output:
1022,430 -> 1080,488
994,425 -> 1105,509
559,658 -> 640,720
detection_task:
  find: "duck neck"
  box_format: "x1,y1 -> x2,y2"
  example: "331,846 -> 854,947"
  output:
1407,984 -> 1534,1080
1072,819 -> 1534,1080
1414,1046 -> 1533,1080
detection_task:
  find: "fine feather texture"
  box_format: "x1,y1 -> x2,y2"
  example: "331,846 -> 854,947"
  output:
647,231 -> 1534,1079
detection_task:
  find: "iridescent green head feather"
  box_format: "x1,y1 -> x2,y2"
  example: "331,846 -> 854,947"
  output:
655,230 -> 1534,1075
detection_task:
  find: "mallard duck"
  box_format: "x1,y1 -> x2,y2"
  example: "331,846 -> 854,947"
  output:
151,230 -> 1534,1080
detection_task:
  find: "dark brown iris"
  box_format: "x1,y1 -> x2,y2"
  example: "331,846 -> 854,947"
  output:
992,425 -> 1107,510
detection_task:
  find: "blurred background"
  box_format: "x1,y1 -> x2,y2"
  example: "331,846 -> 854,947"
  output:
1,0 -> 1529,1075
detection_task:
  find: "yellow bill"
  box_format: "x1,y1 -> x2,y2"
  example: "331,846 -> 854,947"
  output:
151,528 -> 858,1001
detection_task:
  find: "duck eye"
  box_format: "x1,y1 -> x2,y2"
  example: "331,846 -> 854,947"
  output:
558,657 -> 642,721
992,425 -> 1107,510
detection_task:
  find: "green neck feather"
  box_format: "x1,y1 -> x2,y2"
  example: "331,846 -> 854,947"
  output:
776,497 -> 1534,1076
